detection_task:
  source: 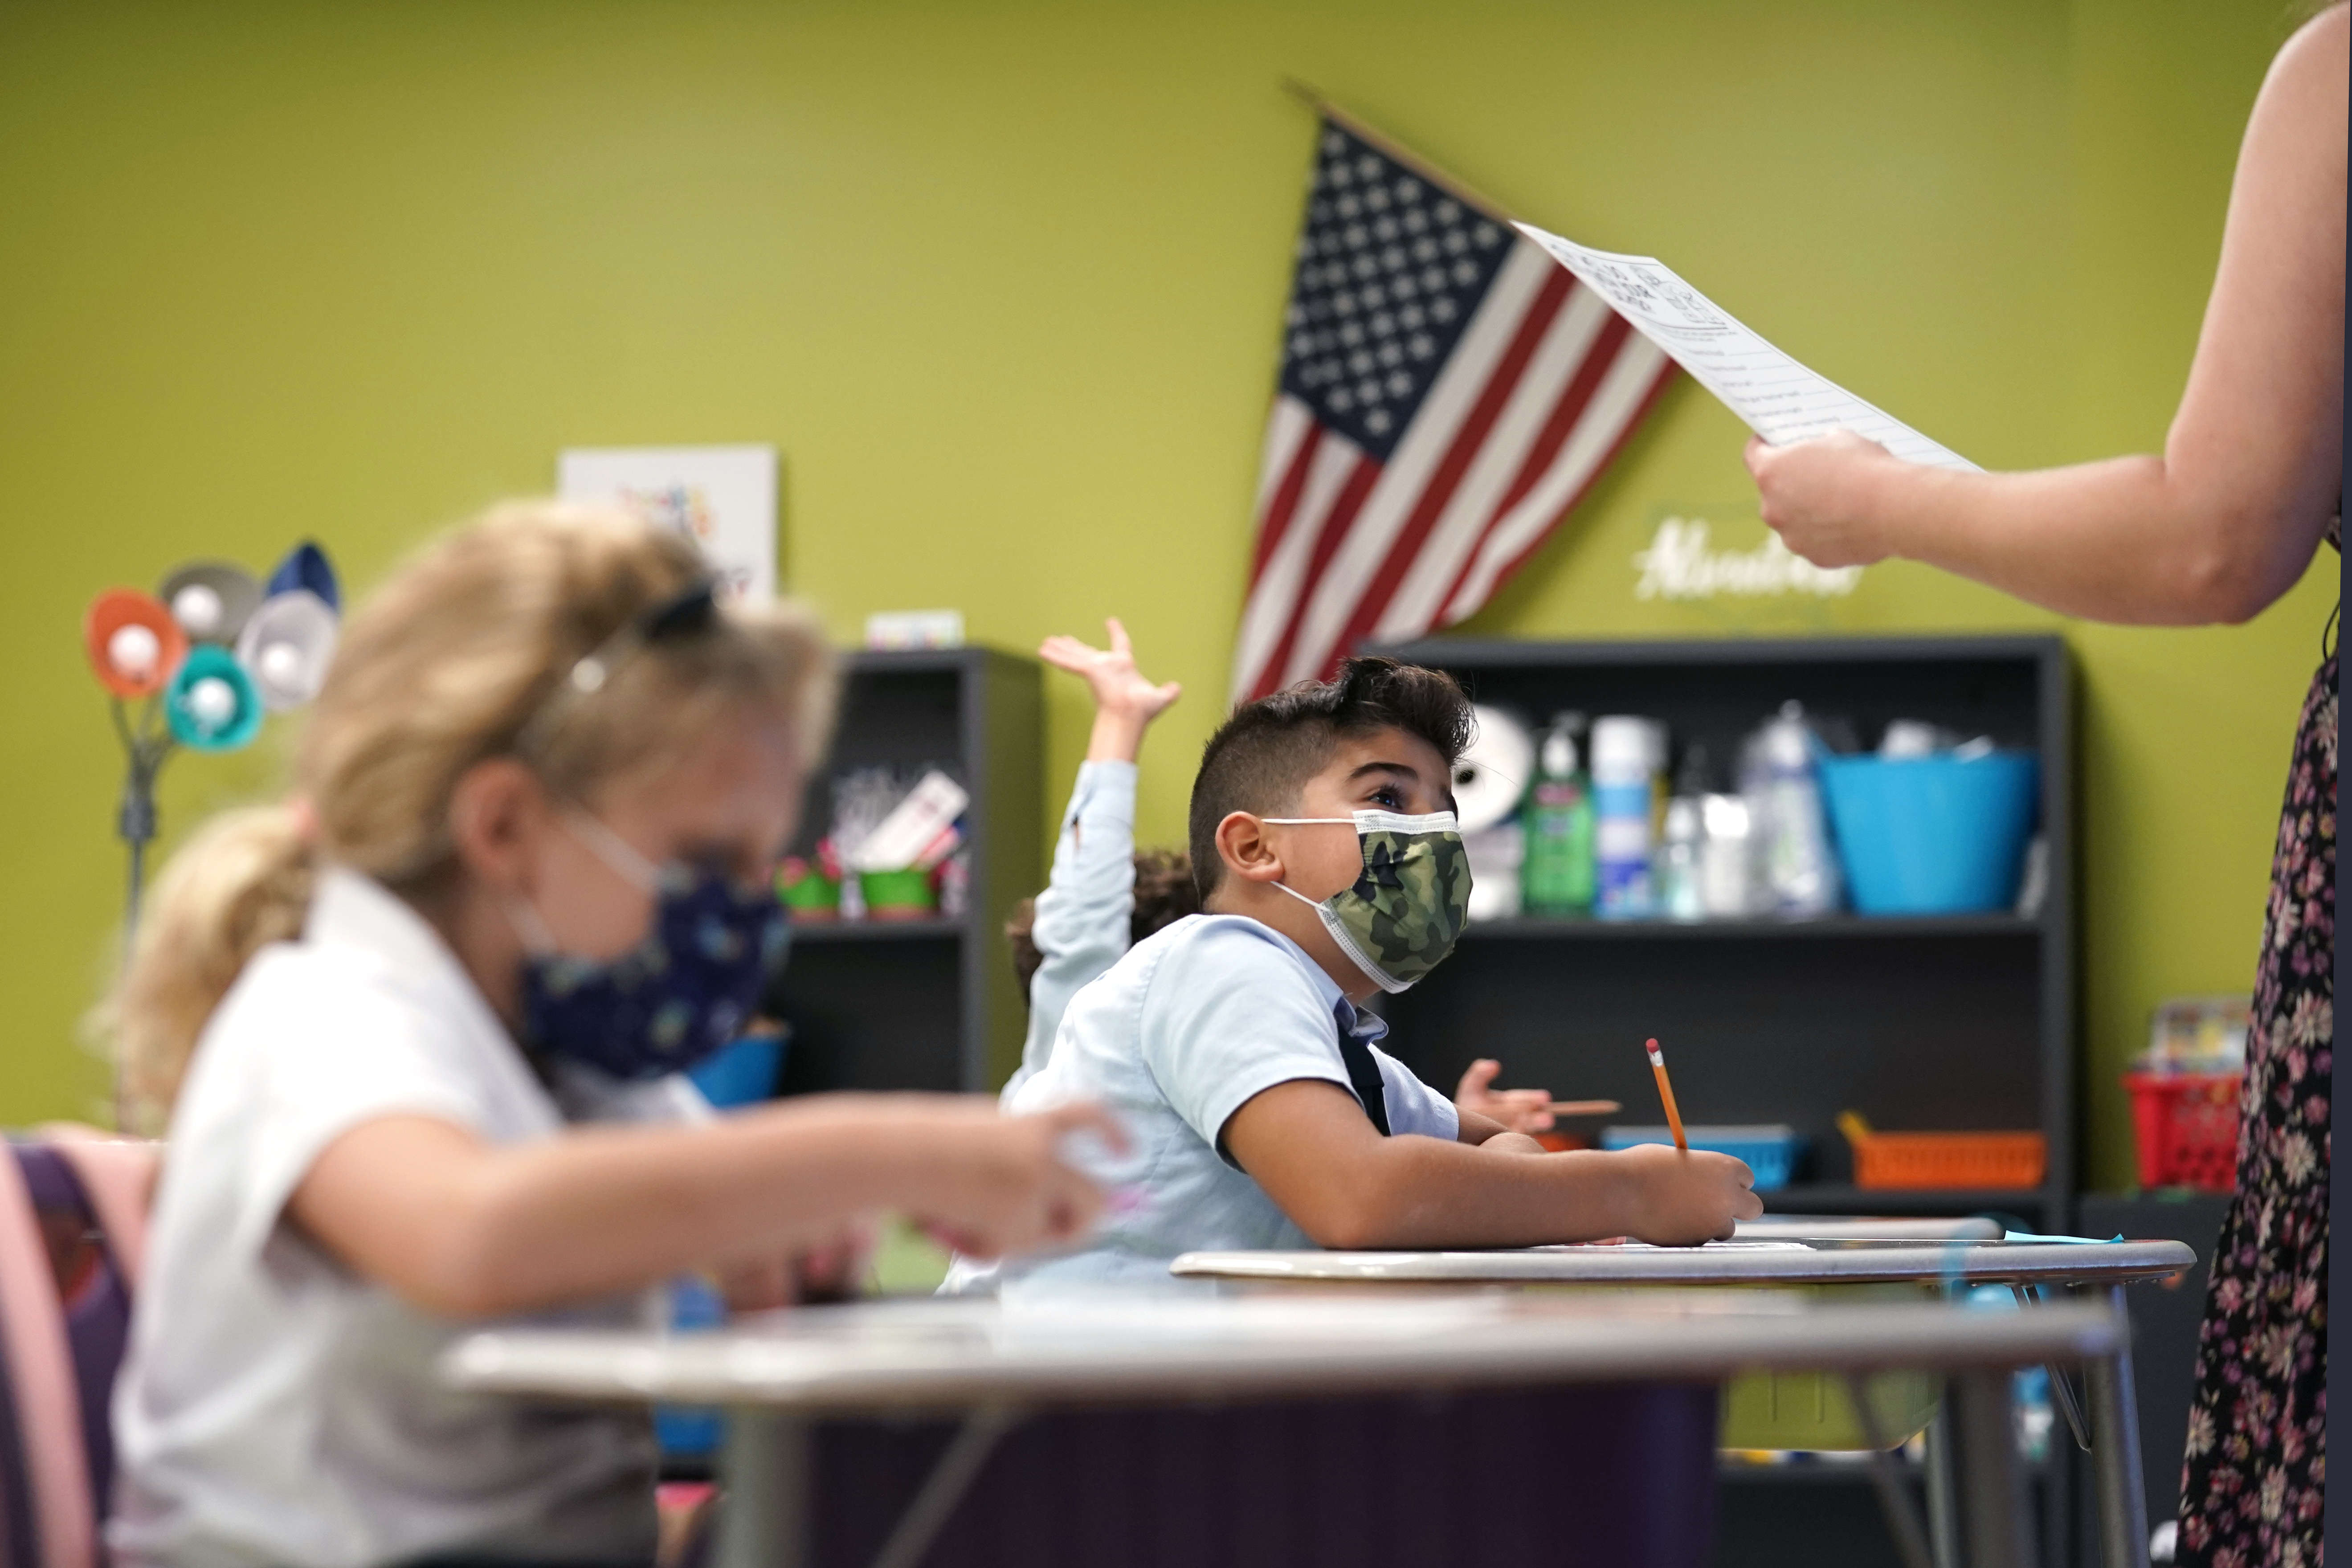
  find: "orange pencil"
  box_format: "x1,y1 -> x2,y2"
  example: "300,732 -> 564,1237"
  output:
1645,1037 -> 1689,1152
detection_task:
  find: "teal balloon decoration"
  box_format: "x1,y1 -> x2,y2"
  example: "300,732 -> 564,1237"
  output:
265,541 -> 340,613
165,646 -> 264,751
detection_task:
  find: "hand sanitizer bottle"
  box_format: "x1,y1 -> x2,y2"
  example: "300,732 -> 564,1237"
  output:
1522,715 -> 1596,916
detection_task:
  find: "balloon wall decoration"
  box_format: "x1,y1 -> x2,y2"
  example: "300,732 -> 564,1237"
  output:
86,540 -> 343,950
83,590 -> 190,698
236,589 -> 339,710
165,647 -> 266,751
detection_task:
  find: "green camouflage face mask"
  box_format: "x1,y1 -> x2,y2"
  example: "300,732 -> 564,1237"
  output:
1266,809 -> 1471,992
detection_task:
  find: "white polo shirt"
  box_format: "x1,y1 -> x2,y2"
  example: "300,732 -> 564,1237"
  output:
111,867 -> 704,1568
944,913 -> 1456,1295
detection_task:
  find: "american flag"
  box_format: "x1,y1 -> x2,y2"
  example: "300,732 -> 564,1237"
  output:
1231,115 -> 1676,701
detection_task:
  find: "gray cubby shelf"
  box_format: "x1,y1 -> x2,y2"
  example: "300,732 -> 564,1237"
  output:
787,919 -> 965,943
1374,633 -> 2076,1229
766,646 -> 1042,1097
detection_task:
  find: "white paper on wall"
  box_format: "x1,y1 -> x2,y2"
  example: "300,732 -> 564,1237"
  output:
556,445 -> 779,601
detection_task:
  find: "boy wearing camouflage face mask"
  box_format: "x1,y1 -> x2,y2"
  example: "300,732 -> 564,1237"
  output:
944,656 -> 1759,1296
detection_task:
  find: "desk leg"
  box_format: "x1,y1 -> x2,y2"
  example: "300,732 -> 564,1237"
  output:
1924,1390 -> 1961,1568
1949,1369 -> 2034,1568
2086,1285 -> 2152,1568
715,1409 -> 810,1568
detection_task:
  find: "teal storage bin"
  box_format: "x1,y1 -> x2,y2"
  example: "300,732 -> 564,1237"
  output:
1601,1124 -> 1803,1190
687,1031 -> 786,1110
659,1035 -> 788,1462
1817,751 -> 2039,915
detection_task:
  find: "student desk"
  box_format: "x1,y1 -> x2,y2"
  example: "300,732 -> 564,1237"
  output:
1171,1238 -> 2196,1568
443,1291 -> 2118,1568
1735,1217 -> 2003,1242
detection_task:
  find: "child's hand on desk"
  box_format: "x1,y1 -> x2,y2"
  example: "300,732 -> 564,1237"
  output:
1454,1058 -> 1556,1135
909,1099 -> 1129,1259
1613,1144 -> 1764,1246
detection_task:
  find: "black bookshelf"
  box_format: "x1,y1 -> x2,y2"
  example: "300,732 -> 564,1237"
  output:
767,646 -> 1042,1096
1376,633 -> 2080,1568
1375,633 -> 2076,1228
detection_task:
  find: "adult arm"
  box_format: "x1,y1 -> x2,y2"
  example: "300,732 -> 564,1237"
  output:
288,1095 -> 1118,1318
1748,7 -> 2346,625
1223,1079 -> 1758,1248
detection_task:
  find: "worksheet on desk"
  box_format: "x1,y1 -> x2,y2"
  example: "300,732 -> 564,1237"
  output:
1514,221 -> 1980,472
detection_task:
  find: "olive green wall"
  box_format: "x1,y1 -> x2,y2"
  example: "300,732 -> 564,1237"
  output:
0,0 -> 2331,1188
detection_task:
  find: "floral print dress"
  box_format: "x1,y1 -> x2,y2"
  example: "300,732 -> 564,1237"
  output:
2178,528 -> 2337,1568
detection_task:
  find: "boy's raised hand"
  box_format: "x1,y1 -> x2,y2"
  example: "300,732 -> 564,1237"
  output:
1040,617 -> 1183,763
1614,1143 -> 1764,1245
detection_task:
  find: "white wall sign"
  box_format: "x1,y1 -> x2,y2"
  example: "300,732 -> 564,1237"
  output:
1630,514 -> 1862,602
557,445 -> 778,601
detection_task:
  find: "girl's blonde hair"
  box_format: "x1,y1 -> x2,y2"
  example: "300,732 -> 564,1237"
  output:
104,501 -> 836,1133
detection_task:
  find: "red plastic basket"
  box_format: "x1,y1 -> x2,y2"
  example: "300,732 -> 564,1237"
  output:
2123,1071 -> 2241,1192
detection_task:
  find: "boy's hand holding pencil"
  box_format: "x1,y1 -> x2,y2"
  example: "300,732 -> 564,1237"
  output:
1620,1035 -> 1759,1244
1611,1142 -> 1761,1245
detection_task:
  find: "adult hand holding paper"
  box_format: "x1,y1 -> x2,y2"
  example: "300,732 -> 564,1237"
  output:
1513,221 -> 1979,472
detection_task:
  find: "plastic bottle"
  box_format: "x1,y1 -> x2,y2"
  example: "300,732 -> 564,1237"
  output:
1699,793 -> 1754,917
1590,715 -> 1661,919
1656,744 -> 1712,922
1741,701 -> 1842,917
1521,717 -> 1595,916
1656,796 -> 1704,921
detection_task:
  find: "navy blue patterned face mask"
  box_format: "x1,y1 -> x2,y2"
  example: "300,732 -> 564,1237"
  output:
507,815 -> 789,1081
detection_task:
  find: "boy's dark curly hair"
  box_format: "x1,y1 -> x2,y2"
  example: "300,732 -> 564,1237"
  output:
1005,848 -> 1199,993
1186,655 -> 1472,897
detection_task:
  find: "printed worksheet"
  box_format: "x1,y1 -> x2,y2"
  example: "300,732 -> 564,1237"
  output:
1515,222 -> 1979,472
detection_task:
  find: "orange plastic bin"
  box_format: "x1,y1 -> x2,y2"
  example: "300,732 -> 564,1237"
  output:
1837,1111 -> 2047,1190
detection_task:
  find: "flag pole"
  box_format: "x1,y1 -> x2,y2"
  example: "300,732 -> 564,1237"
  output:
1278,78 -> 1523,223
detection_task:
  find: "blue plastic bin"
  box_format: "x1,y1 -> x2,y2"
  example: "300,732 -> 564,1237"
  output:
1601,1124 -> 1803,1190
1817,751 -> 2039,915
686,1031 -> 786,1110
663,1033 -> 787,1461
654,1276 -> 728,1458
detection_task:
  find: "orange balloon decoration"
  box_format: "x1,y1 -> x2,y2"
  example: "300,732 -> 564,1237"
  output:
84,589 -> 189,698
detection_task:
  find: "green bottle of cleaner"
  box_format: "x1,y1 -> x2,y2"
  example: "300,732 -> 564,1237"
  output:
1522,714 -> 1596,915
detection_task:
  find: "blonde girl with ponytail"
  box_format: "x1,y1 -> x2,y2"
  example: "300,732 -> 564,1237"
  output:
105,502 -> 1117,1568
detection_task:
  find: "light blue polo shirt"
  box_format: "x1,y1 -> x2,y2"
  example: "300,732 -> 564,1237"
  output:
944,913 -> 1457,1295
1001,760 -> 1139,1101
